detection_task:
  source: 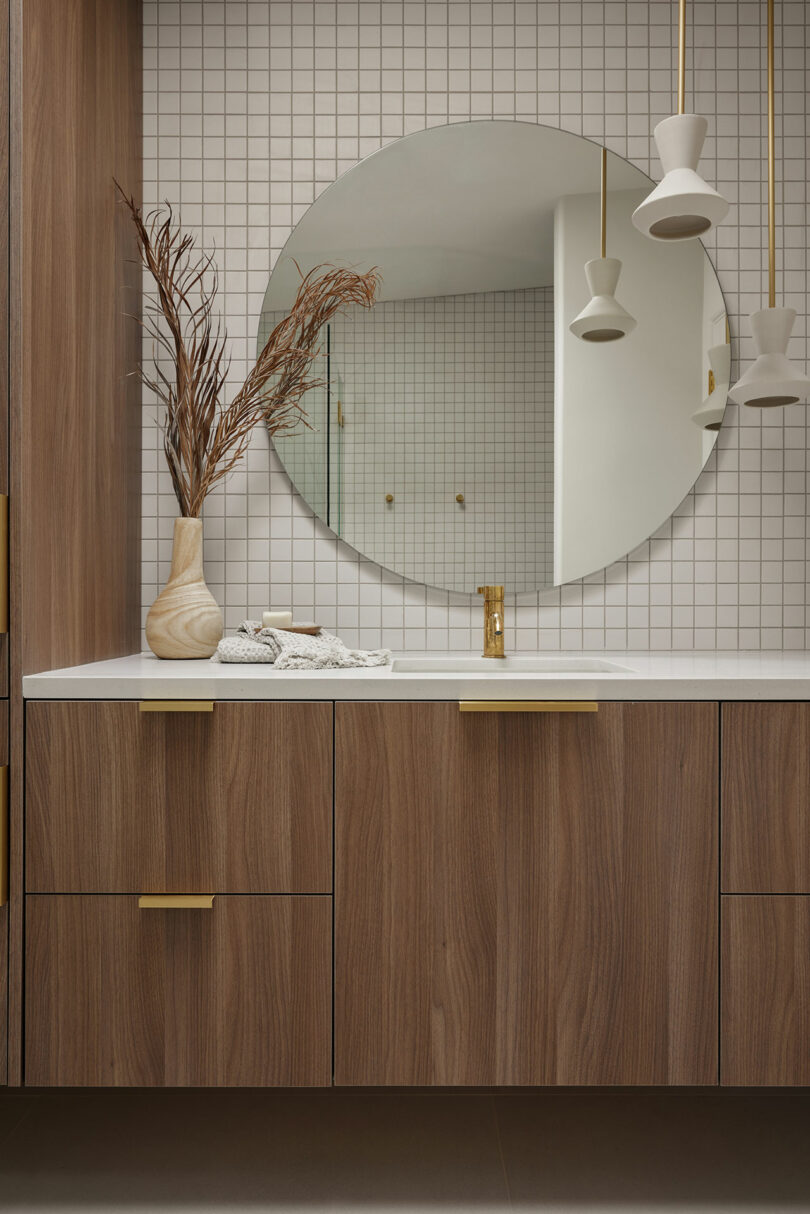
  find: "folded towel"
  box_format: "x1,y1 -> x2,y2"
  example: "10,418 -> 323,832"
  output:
212,621 -> 391,669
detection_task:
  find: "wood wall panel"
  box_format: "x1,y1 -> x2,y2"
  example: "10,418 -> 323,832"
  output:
722,896 -> 810,1086
17,0 -> 141,676
0,0 -> 8,697
8,0 -> 142,1083
26,895 -> 332,1086
26,700 -> 333,894
335,701 -> 718,1087
722,703 -> 810,893
0,0 -> 8,1086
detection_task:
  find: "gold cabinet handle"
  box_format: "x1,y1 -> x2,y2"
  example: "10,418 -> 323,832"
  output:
0,494 -> 8,634
0,766 -> 7,907
138,895 -> 215,909
459,701 -> 598,713
139,701 -> 214,713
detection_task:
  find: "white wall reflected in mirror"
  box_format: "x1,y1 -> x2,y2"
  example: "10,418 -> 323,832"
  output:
259,121 -> 729,595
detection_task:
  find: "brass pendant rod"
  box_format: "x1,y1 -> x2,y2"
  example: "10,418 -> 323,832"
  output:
678,0 -> 686,113
600,146 -> 607,258
767,0 -> 776,306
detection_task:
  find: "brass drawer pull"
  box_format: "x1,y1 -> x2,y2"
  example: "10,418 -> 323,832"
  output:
139,701 -> 214,713
459,701 -> 598,713
138,894 -> 215,909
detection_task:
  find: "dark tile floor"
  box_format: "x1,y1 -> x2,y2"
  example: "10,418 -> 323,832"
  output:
0,1087 -> 808,1212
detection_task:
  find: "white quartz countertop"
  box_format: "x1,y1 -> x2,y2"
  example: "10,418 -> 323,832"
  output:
20,650 -> 810,701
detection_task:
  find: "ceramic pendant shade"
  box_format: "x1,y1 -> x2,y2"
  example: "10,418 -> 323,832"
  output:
632,0 -> 728,241
730,307 -> 810,407
570,147 -> 635,343
692,342 -> 731,430
729,0 -> 809,408
570,258 -> 636,342
632,114 -> 728,241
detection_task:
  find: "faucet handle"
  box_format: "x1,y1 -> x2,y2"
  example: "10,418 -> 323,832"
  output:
477,585 -> 504,598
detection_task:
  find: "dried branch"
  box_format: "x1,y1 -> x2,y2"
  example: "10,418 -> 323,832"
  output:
117,183 -> 379,517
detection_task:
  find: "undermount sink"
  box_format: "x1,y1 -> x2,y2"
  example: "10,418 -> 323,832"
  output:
391,656 -> 633,674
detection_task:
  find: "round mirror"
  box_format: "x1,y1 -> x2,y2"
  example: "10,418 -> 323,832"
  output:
259,121 -> 728,594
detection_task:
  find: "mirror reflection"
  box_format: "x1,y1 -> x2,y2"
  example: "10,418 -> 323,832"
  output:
259,121 -> 728,594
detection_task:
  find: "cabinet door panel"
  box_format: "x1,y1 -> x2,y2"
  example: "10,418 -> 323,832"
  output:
721,895 -> 810,1086
26,701 -> 332,893
25,895 -> 331,1086
335,701 -> 718,1086
722,703 -> 810,893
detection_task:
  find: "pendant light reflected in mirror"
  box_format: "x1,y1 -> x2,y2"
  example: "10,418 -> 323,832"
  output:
632,0 -> 728,241
729,0 -> 810,408
569,147 -> 636,343
692,343 -> 731,430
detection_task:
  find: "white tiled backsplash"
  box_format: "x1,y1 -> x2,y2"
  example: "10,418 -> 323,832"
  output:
142,0 -> 810,652
266,285 -> 555,592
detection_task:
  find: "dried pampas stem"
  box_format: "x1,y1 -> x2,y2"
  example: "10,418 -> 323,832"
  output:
117,183 -> 379,518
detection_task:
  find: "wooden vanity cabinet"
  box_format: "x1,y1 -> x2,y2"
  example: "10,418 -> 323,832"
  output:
720,703 -> 810,1084
26,700 -> 332,893
23,699 -> 334,1087
721,895 -> 810,1086
722,702 -> 810,893
334,700 -> 719,1086
26,692 -> 810,1089
26,894 -> 331,1086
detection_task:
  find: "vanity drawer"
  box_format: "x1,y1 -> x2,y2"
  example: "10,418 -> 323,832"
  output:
26,701 -> 332,893
721,895 -> 810,1085
722,703 -> 810,893
25,894 -> 332,1086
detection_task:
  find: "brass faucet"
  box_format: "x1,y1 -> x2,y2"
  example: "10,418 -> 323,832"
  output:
478,585 -> 505,658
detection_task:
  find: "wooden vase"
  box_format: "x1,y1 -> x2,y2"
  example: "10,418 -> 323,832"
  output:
146,517 -> 223,659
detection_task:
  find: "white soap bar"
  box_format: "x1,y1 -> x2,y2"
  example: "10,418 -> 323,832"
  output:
262,610 -> 293,629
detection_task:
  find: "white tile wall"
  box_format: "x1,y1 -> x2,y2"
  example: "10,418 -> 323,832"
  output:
269,285 -> 554,593
142,0 -> 810,652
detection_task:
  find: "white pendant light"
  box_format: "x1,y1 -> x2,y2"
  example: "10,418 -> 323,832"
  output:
569,148 -> 635,343
730,0 -> 810,408
692,343 -> 730,430
632,0 -> 728,241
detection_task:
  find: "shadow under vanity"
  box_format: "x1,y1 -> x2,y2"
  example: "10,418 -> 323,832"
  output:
17,681 -> 810,1088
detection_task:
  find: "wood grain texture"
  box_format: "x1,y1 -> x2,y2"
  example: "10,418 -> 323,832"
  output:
721,895 -> 810,1086
7,0 -> 20,1087
18,0 -> 141,676
0,699 -> 9,1086
8,0 -> 142,1084
0,0 -> 9,697
335,701 -> 718,1087
26,701 -> 333,894
722,703 -> 810,893
25,895 -> 332,1086
0,0 -> 8,1083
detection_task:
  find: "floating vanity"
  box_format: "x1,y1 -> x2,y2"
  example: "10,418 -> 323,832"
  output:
19,653 -> 810,1088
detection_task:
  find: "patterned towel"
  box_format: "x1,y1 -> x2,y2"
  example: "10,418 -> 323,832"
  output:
212,621 -> 390,669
